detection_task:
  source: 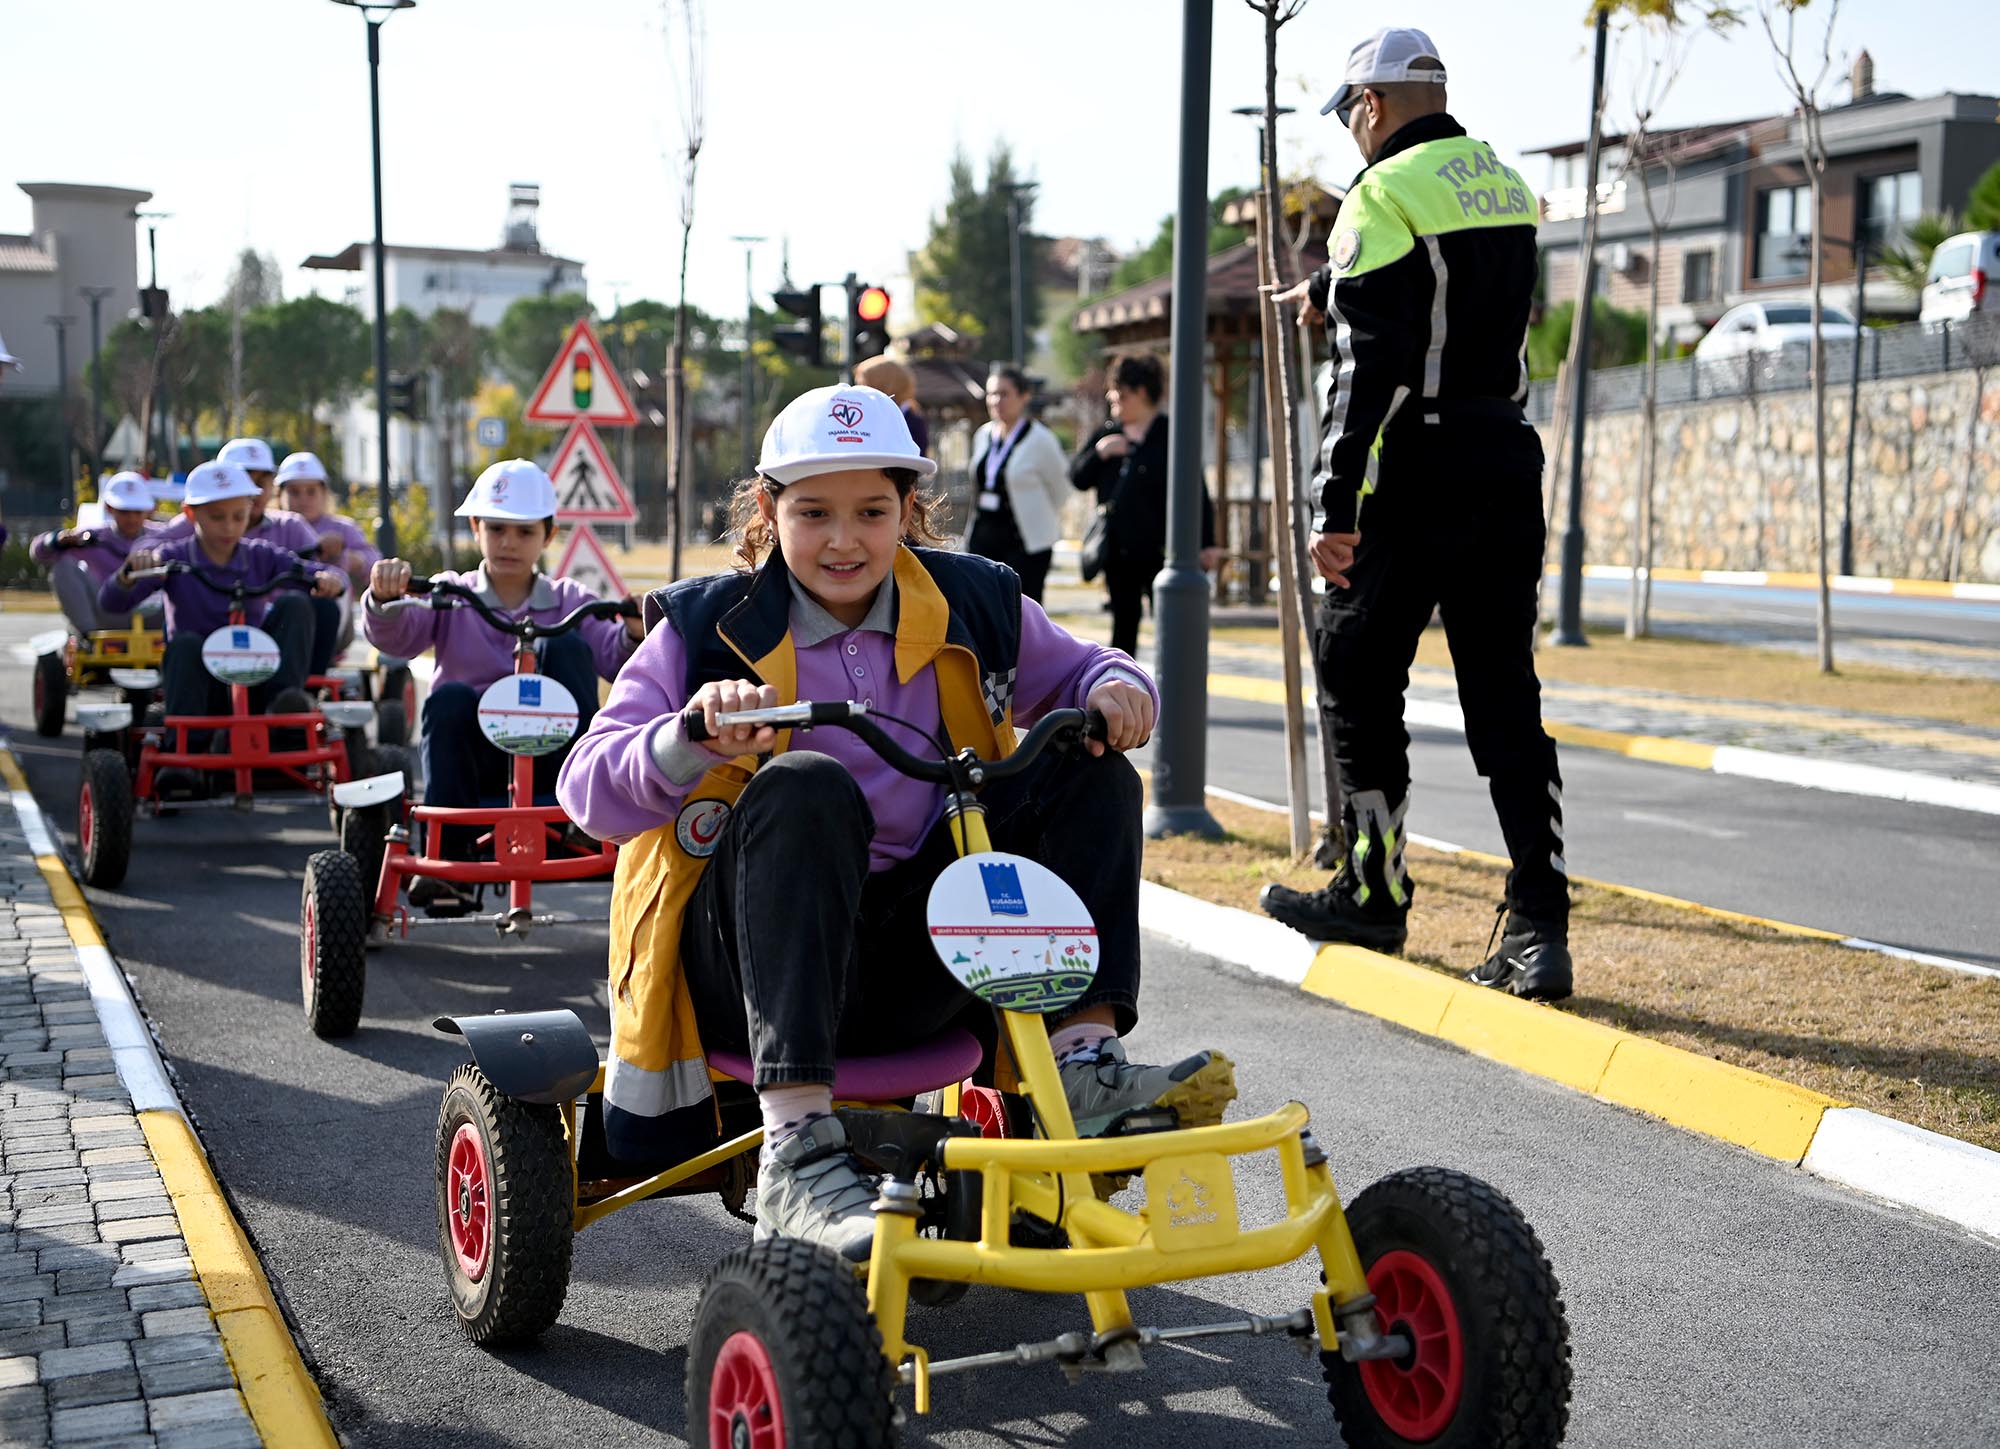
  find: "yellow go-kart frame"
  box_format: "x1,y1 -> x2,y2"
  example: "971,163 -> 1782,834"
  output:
32,617 -> 166,738
431,703 -> 1572,1449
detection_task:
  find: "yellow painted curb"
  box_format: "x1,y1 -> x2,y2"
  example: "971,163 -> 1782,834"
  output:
141,1112 -> 340,1448
1300,942 -> 1840,1163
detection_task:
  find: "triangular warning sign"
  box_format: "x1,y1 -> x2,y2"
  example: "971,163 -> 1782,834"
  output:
554,524 -> 628,601
547,421 -> 638,523
524,318 -> 639,427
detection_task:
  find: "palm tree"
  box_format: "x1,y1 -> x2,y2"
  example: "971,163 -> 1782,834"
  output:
1879,211 -> 1961,300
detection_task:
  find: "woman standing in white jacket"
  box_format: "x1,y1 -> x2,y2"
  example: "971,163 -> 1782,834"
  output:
964,364 -> 1074,602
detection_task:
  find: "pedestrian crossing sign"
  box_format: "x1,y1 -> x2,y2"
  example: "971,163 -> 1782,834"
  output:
547,420 -> 637,523
554,523 -> 628,602
523,318 -> 638,427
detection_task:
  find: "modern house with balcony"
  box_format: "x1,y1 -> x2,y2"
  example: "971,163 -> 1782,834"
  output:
1529,57 -> 2000,346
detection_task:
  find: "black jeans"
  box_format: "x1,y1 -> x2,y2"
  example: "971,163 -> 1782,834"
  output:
967,508 -> 1051,603
307,594 -> 343,676
1312,418 -> 1567,921
420,631 -> 601,859
1103,554 -> 1159,659
160,593 -> 315,719
680,743 -> 1144,1087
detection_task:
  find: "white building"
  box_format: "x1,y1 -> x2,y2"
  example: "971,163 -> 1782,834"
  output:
302,185 -> 587,491
0,182 -> 151,396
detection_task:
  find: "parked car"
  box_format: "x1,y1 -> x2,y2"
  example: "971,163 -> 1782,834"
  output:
1693,301 -> 1862,360
1918,231 -> 1999,323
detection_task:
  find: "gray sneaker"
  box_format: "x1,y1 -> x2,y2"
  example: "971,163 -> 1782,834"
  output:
753,1115 -> 880,1264
1058,1038 -> 1238,1138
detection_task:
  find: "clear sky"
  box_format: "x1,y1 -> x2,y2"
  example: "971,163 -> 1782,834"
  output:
7,0 -> 1996,327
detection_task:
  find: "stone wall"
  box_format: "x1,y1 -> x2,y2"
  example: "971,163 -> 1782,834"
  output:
1538,367 -> 2000,582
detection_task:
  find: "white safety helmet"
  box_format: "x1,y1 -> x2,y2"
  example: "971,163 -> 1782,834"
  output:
99,472 -> 156,512
456,459 -> 558,522
182,460 -> 262,506
758,384 -> 937,486
275,451 -> 330,487
217,437 -> 277,474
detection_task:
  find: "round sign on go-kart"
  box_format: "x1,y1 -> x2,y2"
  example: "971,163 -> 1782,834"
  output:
201,625 -> 282,686
926,852 -> 1099,1014
476,673 -> 580,757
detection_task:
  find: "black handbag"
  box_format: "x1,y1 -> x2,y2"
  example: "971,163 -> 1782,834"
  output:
1079,503 -> 1113,583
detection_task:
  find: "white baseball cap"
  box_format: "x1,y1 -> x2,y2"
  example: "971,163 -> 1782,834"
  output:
457,459 -> 558,522
758,384 -> 937,486
276,451 -> 329,487
217,437 -> 277,474
182,460 -> 262,507
100,472 -> 156,512
1320,27 -> 1448,117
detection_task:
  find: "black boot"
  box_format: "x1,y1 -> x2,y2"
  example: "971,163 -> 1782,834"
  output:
1259,869 -> 1409,951
1468,910 -> 1572,1002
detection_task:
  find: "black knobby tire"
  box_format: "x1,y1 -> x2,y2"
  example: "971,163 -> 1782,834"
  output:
435,1063 -> 575,1346
1324,1167 -> 1571,1449
375,698 -> 409,750
687,1238 -> 897,1449
78,750 -> 133,889
301,849 -> 368,1038
33,651 -> 68,737
338,804 -> 391,908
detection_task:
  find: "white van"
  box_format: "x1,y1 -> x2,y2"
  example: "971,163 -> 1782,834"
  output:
1919,231 -> 2000,322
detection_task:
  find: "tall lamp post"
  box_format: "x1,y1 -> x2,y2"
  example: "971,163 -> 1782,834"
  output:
46,315 -> 77,505
78,287 -> 114,482
134,211 -> 172,474
1001,182 -> 1038,365
730,235 -> 765,478
1554,7 -> 1611,647
332,0 -> 416,557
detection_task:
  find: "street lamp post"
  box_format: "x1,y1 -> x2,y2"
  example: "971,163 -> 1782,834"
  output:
79,287 -> 113,482
332,0 -> 416,557
46,315 -> 76,505
1554,8 -> 1611,648
135,211 -> 172,474
730,235 -> 765,478
1002,182 -> 1038,365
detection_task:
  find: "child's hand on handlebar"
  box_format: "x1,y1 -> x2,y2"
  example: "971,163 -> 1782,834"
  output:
310,569 -> 345,599
123,548 -> 159,578
371,559 -> 413,601
1083,678 -> 1155,756
687,679 -> 780,757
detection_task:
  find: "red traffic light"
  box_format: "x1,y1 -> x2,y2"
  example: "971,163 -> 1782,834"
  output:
856,286 -> 891,323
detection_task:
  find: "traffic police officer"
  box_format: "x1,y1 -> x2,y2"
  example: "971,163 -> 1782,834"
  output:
1259,26 -> 1572,1000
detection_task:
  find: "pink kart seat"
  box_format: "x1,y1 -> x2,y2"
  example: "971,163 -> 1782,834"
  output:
705,1027 -> 985,1102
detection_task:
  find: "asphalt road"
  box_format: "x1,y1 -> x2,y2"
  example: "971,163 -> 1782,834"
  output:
5,624 -> 2000,1447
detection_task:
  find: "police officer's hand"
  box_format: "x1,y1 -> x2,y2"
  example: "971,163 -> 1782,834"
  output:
1083,677 -> 1154,757
1273,277 -> 1324,328
1310,531 -> 1361,589
370,558 -> 412,601
687,679 -> 779,758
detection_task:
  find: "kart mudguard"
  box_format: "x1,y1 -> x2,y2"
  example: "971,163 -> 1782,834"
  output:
434,1009 -> 598,1106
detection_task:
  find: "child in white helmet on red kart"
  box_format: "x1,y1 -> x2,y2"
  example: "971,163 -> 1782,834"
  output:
557,384 -> 1238,1264
361,459 -> 642,912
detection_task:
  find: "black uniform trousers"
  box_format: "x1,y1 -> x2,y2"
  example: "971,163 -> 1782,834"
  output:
679,744 -> 1144,1089
1313,411 -> 1568,922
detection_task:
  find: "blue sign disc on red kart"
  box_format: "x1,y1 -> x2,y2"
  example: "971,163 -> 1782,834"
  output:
476,673 -> 580,756
926,852 -> 1100,1014
201,625 -> 282,687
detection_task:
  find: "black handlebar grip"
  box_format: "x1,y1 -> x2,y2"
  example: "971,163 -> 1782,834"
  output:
681,707 -> 714,744
1084,708 -> 1109,743
405,576 -> 435,596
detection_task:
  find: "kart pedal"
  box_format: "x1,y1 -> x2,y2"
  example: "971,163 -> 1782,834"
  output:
1104,1106 -> 1179,1137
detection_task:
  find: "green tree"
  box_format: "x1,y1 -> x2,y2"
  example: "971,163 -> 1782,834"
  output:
244,295 -> 369,453
1109,187 -> 1254,289
1879,211 -> 1964,299
425,308 -> 488,410
912,142 -> 1039,354
1966,159 -> 2000,232
1528,297 -> 1649,378
493,292 -> 591,393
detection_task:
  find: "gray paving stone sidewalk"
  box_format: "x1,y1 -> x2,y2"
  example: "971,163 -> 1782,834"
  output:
0,806 -> 260,1448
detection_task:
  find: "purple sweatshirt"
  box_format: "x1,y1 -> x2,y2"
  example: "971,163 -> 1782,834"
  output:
160,507 -> 321,559
97,536 -> 328,639
32,523 -> 166,585
359,565 -> 637,693
302,513 -> 380,590
556,571 -> 1157,870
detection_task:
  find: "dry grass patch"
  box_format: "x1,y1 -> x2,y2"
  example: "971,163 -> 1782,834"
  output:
1144,792 -> 2000,1152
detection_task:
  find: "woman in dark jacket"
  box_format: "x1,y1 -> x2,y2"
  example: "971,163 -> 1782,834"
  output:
1069,353 -> 1218,657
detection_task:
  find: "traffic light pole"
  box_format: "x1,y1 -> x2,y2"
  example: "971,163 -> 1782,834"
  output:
840,273 -> 858,385
1146,0 -> 1221,841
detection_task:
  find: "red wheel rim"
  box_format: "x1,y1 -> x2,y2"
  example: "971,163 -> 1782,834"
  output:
301,893 -> 317,996
446,1122 -> 492,1282
79,784 -> 95,861
709,1330 -> 784,1449
960,1085 -> 1010,1139
1357,1248 -> 1466,1442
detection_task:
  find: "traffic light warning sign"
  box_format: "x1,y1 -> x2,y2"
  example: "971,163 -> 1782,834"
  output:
554,524 -> 628,602
524,318 -> 638,427
547,420 -> 638,524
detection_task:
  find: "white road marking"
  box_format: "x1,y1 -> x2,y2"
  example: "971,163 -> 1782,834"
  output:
1620,809 -> 1744,840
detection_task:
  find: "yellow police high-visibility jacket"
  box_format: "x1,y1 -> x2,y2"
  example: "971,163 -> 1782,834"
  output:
1306,113 -> 1541,533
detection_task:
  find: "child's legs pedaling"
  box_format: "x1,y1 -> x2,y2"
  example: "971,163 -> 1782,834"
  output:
420,682 -> 511,860
257,594 -> 316,701
306,594 -> 342,677
50,561 -> 109,637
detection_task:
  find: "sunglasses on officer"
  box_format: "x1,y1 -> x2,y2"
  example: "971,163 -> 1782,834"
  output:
1334,89 -> 1375,128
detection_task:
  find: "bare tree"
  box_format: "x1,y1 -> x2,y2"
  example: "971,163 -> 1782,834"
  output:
1757,0 -> 1841,672
663,0 -> 706,579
